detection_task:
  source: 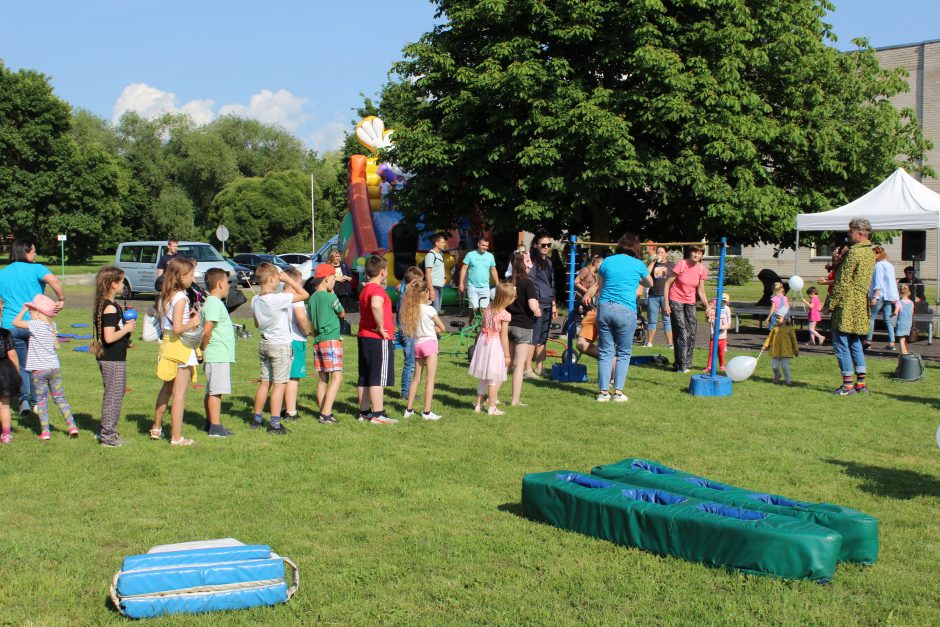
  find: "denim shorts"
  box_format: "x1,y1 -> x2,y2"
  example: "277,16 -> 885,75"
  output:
532,306 -> 553,344
646,295 -> 672,331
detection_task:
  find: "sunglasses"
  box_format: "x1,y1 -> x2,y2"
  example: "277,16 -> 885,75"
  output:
537,243 -> 551,248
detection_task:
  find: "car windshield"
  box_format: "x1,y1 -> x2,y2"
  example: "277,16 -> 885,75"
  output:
178,244 -> 224,262
261,255 -> 291,268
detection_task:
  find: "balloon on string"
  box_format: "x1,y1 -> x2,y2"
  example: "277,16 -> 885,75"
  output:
123,307 -> 138,322
726,356 -> 758,382
356,257 -> 366,267
788,275 -> 804,292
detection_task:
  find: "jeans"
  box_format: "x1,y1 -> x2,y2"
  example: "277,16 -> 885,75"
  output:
597,302 -> 637,392
432,286 -> 443,313
397,331 -> 415,399
832,330 -> 866,377
646,295 -> 672,332
867,298 -> 896,343
10,326 -> 33,405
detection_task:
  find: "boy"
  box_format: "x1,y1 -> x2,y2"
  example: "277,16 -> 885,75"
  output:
424,232 -> 448,313
309,263 -> 345,423
251,262 -> 308,434
200,267 -> 235,437
357,255 -> 396,424
282,266 -> 309,421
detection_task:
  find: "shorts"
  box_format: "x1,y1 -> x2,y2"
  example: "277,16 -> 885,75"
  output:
579,309 -> 598,342
467,284 -> 491,309
414,339 -> 439,359
258,339 -> 292,384
313,339 -> 344,372
508,325 -> 533,345
203,362 -> 232,396
290,340 -> 307,379
532,306 -> 553,344
357,336 -> 394,387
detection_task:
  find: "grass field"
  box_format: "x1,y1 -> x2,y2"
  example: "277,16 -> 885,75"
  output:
2,305 -> 940,624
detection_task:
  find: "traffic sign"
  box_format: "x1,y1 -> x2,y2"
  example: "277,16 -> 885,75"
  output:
215,225 -> 230,242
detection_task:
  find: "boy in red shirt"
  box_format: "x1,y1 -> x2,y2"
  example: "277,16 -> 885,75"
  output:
357,255 -> 396,424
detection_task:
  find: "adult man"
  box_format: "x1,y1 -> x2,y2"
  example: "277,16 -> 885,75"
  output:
423,232 -> 448,313
827,218 -> 876,396
156,239 -> 179,278
458,236 -> 498,323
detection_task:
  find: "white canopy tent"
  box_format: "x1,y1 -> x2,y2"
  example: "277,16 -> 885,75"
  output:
794,168 -> 940,301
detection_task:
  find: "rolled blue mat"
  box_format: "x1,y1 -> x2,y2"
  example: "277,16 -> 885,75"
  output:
57,333 -> 78,339
71,323 -> 90,328
72,334 -> 93,339
73,345 -> 90,352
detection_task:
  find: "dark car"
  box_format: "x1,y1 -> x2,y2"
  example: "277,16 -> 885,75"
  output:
232,253 -> 292,284
224,256 -> 254,287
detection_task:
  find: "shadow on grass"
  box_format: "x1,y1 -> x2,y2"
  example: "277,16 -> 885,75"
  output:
497,502 -> 525,519
875,389 -> 940,411
824,458 -> 940,499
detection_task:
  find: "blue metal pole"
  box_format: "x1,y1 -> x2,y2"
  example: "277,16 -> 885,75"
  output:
709,237 -> 727,376
568,235 -> 577,361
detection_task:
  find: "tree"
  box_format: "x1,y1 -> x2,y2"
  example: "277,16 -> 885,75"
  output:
207,116 -> 307,178
387,0 -> 932,245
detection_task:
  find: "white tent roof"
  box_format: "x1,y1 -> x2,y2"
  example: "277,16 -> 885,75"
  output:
796,168 -> 940,231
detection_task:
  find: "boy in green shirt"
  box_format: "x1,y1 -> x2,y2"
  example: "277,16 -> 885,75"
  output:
309,264 -> 345,424
200,267 -> 235,437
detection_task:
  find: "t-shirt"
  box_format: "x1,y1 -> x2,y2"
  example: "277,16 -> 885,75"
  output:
0,262 -> 52,328
576,267 -> 597,294
707,305 -> 731,340
251,292 -> 294,344
507,276 -> 537,329
98,300 -> 129,362
202,295 -> 235,363
598,254 -> 650,311
415,304 -> 439,344
358,282 -> 394,339
648,261 -> 674,297
156,252 -> 178,273
162,291 -> 191,331
668,259 -> 708,305
26,319 -> 59,370
288,301 -> 308,342
462,250 -> 496,288
424,249 -> 446,287
310,290 -> 344,343
771,294 -> 790,319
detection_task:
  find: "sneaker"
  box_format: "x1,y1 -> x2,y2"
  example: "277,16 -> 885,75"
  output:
473,404 -> 482,413
100,437 -> 125,447
208,424 -> 233,437
203,420 -> 211,433
596,392 -> 611,402
523,370 -> 539,380
833,386 -> 856,396
39,430 -> 51,440
283,412 -> 300,421
18,400 -> 31,415
319,414 -> 338,424
854,385 -> 870,394
67,425 -> 79,438
886,344 -> 896,351
1,432 -> 11,444
612,393 -> 628,402
487,407 -> 505,416
250,419 -> 264,430
369,414 -> 398,425
644,342 -> 653,348
357,411 -> 372,422
267,423 -> 290,435
668,344 -> 674,349
403,409 -> 416,418
681,369 -> 691,374
422,411 -> 442,421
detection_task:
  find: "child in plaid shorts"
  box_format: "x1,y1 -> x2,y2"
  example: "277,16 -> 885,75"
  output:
309,264 -> 345,424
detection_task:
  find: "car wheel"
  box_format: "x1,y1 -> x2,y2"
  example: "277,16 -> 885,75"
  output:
121,280 -> 134,300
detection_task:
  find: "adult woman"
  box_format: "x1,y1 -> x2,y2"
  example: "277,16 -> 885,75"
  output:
327,248 -> 354,312
645,246 -> 674,348
595,233 -> 653,401
0,238 -> 65,414
828,218 -> 876,395
866,246 -> 899,350
506,252 -> 541,405
526,229 -> 556,377
664,245 -> 710,373
898,265 -> 924,302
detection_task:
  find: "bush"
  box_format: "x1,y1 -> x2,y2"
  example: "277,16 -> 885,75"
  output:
709,256 -> 753,286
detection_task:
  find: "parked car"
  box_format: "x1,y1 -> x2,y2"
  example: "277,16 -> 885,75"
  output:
232,253 -> 292,283
224,256 -> 254,287
279,253 -> 313,281
313,235 -> 340,262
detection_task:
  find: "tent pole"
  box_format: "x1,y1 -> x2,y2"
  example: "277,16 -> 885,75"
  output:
936,224 -> 939,305
794,229 -> 799,275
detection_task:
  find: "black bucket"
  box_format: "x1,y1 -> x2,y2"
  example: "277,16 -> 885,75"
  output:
894,353 -> 925,382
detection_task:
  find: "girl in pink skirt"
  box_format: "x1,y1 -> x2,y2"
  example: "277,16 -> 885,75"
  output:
469,282 -> 515,415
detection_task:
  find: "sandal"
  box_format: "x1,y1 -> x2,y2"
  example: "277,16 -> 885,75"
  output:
149,427 -> 163,440
170,438 -> 194,446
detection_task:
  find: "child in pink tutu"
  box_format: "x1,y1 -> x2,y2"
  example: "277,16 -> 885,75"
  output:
469,282 -> 515,415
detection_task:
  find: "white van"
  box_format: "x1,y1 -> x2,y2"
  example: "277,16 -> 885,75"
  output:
115,241 -> 238,299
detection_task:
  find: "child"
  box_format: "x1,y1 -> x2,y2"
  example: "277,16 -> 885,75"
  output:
357,255 -> 396,424
400,279 -> 445,420
93,267 -> 136,447
762,317 -> 799,385
309,263 -> 345,424
396,266 -> 424,400
802,286 -> 825,346
200,267 -> 235,438
704,292 -> 731,372
282,266 -> 310,420
0,327 -> 22,443
894,284 -> 915,355
251,262 -> 309,434
765,282 -> 789,330
469,282 -> 514,415
151,257 -> 201,446
13,295 -> 77,440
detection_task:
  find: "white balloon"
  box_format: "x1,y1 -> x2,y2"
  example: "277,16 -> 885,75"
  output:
936,424 -> 940,449
788,275 -> 804,291
726,356 -> 757,382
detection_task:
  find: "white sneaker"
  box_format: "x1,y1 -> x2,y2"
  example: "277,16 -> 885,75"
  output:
422,411 -> 442,421
403,409 -> 415,418
612,393 -> 628,402
596,392 -> 611,402
370,415 -> 398,425
681,369 -> 691,374
644,342 -> 653,347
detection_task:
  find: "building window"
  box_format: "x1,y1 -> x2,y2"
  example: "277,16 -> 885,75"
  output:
706,243 -> 741,257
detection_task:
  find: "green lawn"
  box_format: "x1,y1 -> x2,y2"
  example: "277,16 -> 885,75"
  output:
2,306 -> 940,624
0,254 -> 116,276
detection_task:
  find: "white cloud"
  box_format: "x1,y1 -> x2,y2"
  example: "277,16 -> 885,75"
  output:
218,89 -> 309,131
308,121 -> 347,153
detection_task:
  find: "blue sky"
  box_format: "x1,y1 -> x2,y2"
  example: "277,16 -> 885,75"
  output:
1,1 -> 937,153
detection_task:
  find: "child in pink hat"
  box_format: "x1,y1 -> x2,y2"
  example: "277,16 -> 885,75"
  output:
13,294 -> 78,440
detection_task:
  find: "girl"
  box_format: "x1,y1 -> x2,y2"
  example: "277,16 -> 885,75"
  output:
802,286 -> 825,345
766,282 -> 789,330
894,284 -> 915,355
469,282 -> 514,415
93,267 -> 136,447
151,257 -> 201,446
400,279 -> 445,420
396,266 -> 425,400
0,327 -> 22,443
704,293 -> 731,373
762,317 -> 799,385
13,295 -> 77,440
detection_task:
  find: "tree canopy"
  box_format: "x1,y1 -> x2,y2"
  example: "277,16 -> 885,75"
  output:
386,0 -> 932,245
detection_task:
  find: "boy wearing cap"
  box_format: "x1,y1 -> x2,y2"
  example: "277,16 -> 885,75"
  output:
309,263 -> 345,424
704,292 -> 732,372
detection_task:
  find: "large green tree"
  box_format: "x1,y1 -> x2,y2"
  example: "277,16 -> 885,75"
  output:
386,0 -> 932,244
